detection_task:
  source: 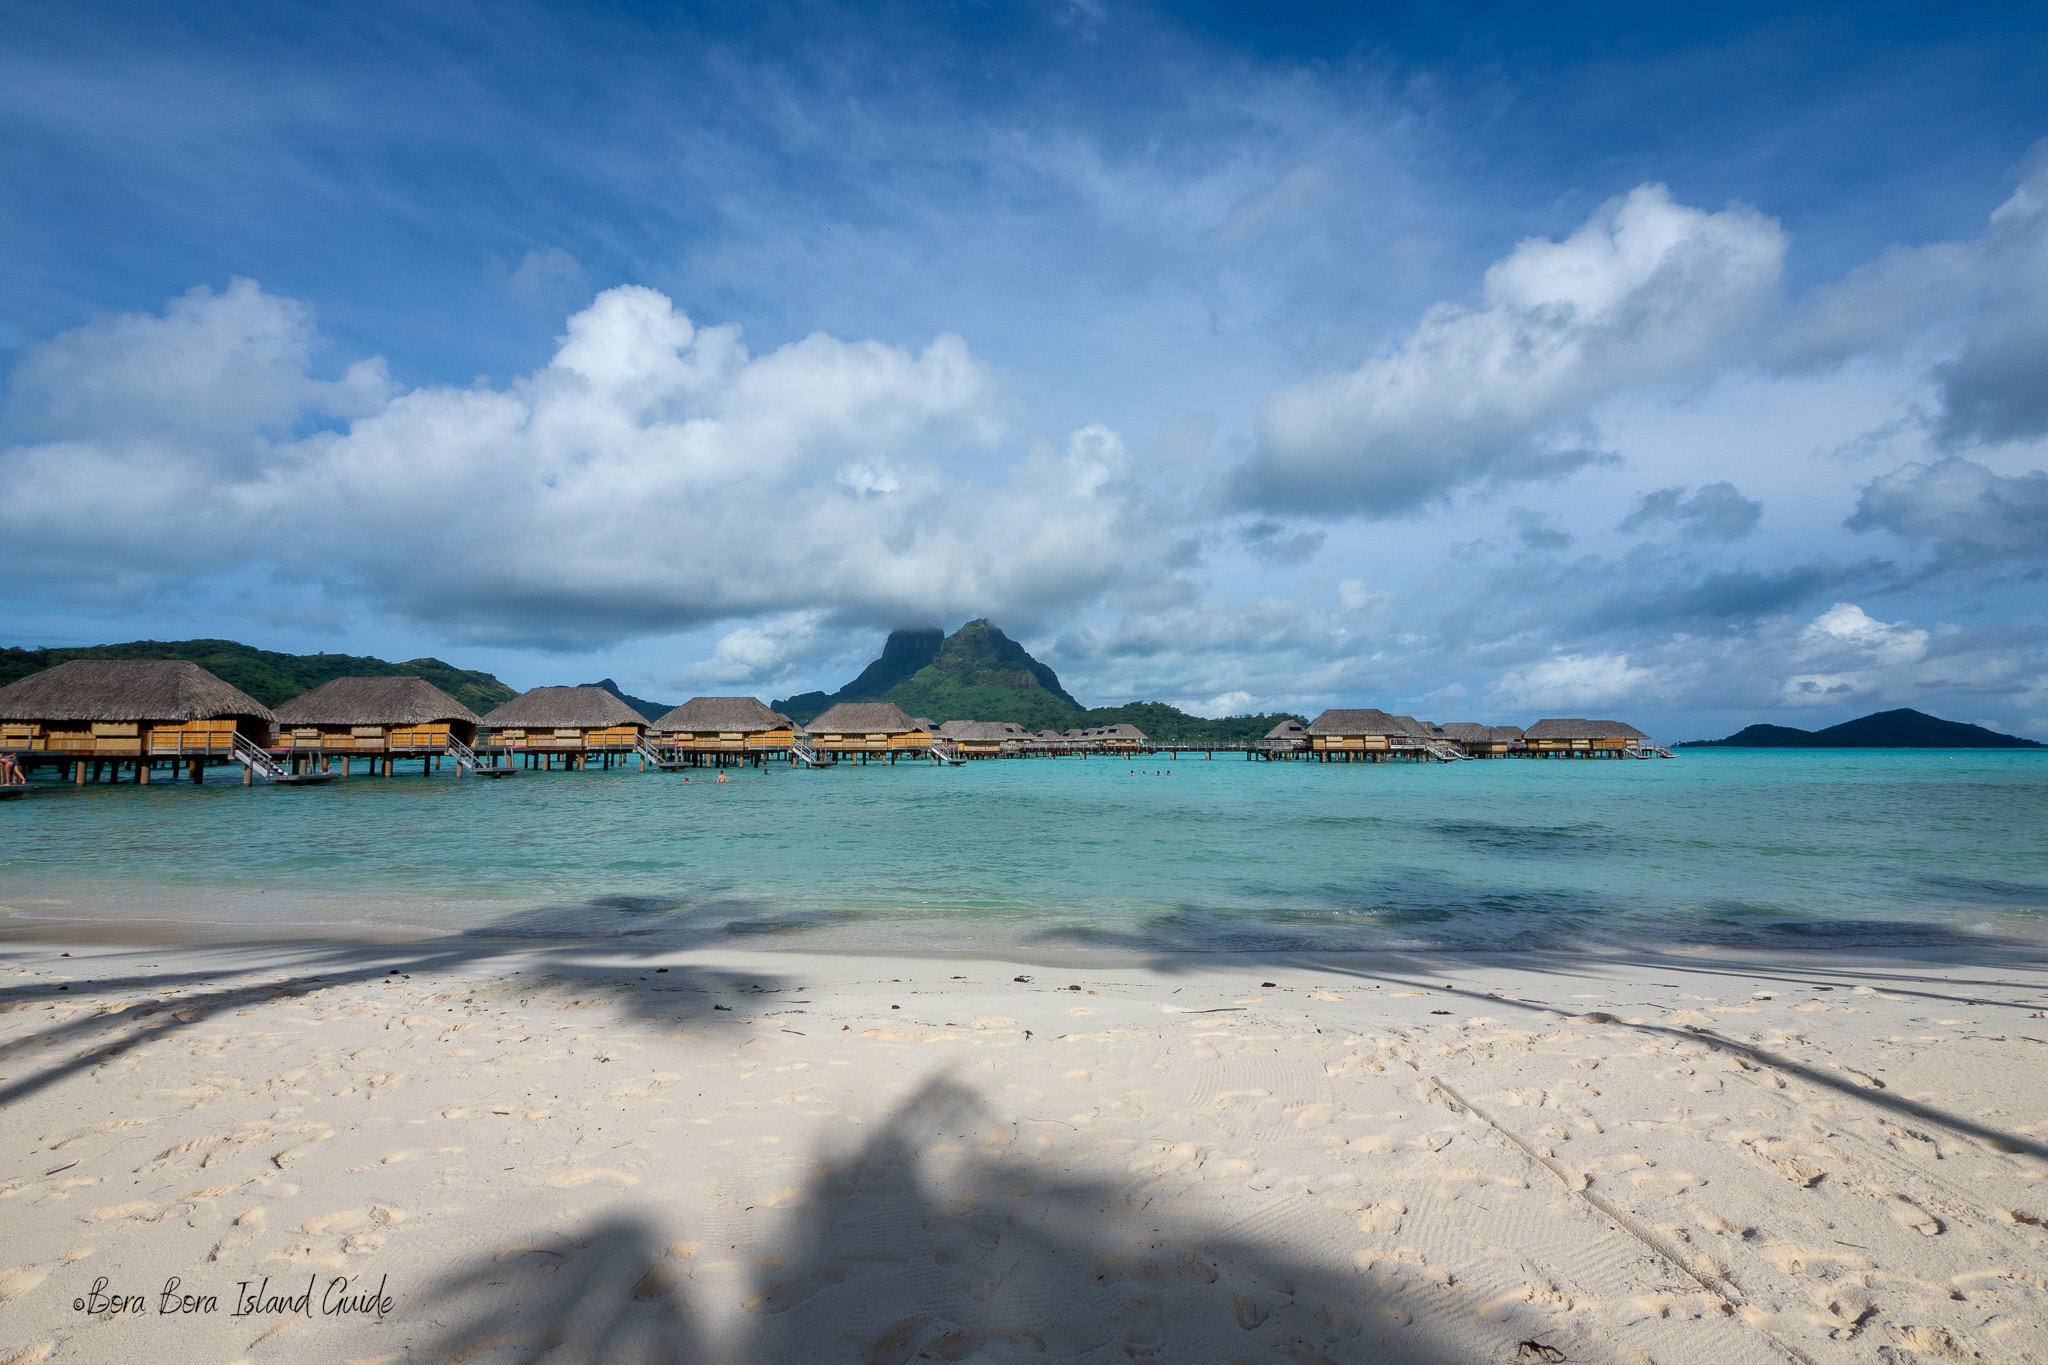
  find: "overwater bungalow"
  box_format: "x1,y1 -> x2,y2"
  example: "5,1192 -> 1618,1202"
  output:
1064,723 -> 1147,751
803,702 -> 932,760
1523,718 -> 1648,757
1262,718 -> 1309,754
482,686 -> 648,769
936,719 -> 1031,757
1437,722 -> 1524,757
0,658 -> 274,784
272,676 -> 483,775
1303,708 -> 1434,760
651,696 -> 796,764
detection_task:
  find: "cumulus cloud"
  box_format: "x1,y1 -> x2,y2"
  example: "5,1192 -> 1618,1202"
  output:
1779,602 -> 1931,706
677,610 -> 835,687
1241,184 -> 1784,515
1485,652 -> 1667,712
1618,481 -> 1762,541
6,278 -> 389,450
1936,146 -> 2048,447
0,282 -> 1164,644
1847,457 -> 2048,573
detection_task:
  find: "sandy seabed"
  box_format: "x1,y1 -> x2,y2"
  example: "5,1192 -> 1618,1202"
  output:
1,932 -> 2045,1364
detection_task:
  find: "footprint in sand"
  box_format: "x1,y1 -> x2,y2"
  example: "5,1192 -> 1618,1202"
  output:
80,1201 -> 152,1224
0,1264 -> 50,1307
1359,1202 -> 1405,1235
536,1169 -> 639,1189
1885,1195 -> 1943,1236
209,1207 -> 265,1261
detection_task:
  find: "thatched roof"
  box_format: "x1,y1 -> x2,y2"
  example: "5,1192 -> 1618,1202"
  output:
482,686 -> 645,730
1063,723 -> 1148,742
1264,719 -> 1308,740
939,720 -> 1029,741
0,659 -> 274,724
652,696 -> 788,734
1306,708 -> 1413,737
1525,718 -> 1648,741
1439,722 -> 1522,745
274,676 -> 481,727
805,702 -> 919,735
910,717 -> 936,731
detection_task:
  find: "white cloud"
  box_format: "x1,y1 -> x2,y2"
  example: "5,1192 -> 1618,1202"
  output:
1242,184 -> 1785,514
1800,602 -> 1929,665
0,283 -> 1163,645
680,610 -> 834,687
1174,689 -> 1257,718
5,278 -> 388,450
1778,602 -> 1930,706
1485,652 -> 1666,712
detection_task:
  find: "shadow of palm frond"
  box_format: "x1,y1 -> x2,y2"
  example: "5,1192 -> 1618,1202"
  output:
428,1074 -> 1489,1364
423,1212 -> 710,1365
0,897 -> 797,1108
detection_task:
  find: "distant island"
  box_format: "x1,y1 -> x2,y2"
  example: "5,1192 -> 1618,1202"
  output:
1679,708 -> 2042,749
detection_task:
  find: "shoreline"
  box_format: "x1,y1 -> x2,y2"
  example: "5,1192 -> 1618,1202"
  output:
4,933 -> 2046,1362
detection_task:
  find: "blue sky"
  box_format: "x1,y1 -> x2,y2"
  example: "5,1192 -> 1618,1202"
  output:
4,0 -> 2047,739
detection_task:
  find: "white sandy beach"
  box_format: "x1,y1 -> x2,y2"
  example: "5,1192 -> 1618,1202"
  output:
2,934 -> 2045,1364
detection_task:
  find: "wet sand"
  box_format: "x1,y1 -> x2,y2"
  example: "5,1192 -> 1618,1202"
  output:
2,935 -> 2045,1363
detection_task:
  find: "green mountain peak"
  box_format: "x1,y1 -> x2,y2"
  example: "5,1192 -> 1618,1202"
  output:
878,619 -> 1083,728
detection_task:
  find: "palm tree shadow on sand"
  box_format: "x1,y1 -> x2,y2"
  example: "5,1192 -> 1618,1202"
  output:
425,1074 -> 1511,1365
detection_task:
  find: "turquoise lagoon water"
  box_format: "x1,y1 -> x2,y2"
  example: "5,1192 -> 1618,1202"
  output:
1,750 -> 2044,954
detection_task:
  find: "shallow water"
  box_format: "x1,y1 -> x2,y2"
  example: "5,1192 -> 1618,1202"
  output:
2,750 -> 2044,953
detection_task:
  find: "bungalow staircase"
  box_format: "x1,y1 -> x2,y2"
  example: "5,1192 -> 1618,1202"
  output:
446,733 -> 516,777
633,736 -> 685,771
1419,741 -> 1471,761
1626,744 -> 1677,759
232,733 -> 332,785
928,741 -> 964,766
790,737 -> 829,768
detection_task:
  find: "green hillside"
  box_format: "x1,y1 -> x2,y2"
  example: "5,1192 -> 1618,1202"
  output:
0,639 -> 518,714
1071,701 -> 1305,747
569,678 -> 675,723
